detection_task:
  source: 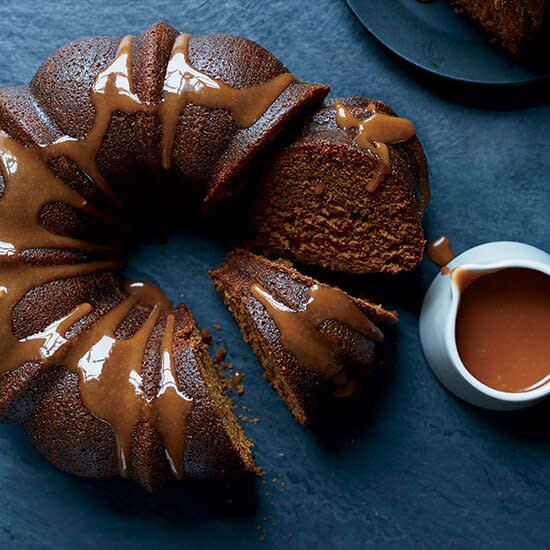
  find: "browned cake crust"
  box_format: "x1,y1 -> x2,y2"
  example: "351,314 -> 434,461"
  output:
451,0 -> 548,53
20,24 -> 329,210
0,22 -> 330,490
246,97 -> 429,275
210,249 -> 398,424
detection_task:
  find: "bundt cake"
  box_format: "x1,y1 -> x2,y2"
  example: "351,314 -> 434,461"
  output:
245,97 -> 429,274
210,250 -> 398,424
0,22 -> 330,490
451,0 -> 548,53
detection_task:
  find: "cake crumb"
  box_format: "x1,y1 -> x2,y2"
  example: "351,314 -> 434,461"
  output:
213,323 -> 221,331
201,327 -> 212,344
249,417 -> 260,425
213,347 -> 227,365
226,371 -> 245,395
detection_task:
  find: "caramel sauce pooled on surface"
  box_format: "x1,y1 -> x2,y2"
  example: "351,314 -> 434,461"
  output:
335,101 -> 416,192
251,283 -> 383,388
159,33 -> 296,169
455,268 -> 550,393
427,235 -> 455,273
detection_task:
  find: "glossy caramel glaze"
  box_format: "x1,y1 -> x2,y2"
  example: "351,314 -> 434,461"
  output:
39,36 -> 155,202
335,101 -> 415,191
124,280 -> 172,309
210,249 -> 398,424
159,34 -> 295,169
251,281 -> 383,386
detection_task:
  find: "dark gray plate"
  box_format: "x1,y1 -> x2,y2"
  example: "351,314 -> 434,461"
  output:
345,0 -> 549,85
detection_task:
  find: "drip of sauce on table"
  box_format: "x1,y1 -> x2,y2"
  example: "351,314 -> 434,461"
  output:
251,283 -> 383,392
427,235 -> 454,274
455,268 -> 550,393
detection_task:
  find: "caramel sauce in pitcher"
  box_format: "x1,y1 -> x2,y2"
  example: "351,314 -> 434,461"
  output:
455,268 -> 550,393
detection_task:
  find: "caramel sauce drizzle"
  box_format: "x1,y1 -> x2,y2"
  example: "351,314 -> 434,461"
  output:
158,33 -> 296,169
38,36 -> 155,202
251,283 -> 383,385
0,132 -> 113,256
154,313 -> 194,480
60,287 -> 192,478
123,280 -> 171,309
335,102 -> 416,192
0,260 -> 121,375
37,33 -> 295,194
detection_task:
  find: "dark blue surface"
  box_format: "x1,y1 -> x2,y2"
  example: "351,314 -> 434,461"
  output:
0,1 -> 549,548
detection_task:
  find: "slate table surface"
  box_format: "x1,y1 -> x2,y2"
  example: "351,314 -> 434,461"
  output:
0,1 -> 548,548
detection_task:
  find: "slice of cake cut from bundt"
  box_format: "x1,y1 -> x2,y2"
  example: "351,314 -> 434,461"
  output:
245,97 -> 429,275
210,249 -> 397,425
451,0 -> 547,54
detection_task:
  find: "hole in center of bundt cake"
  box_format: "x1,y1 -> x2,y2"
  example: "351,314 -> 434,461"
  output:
124,230 -> 231,311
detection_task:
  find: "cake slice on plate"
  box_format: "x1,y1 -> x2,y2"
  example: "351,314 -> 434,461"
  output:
451,0 -> 547,54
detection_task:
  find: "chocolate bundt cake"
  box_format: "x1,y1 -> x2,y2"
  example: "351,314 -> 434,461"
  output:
246,97 -> 429,274
210,250 -> 398,424
0,22 -> 330,490
451,0 -> 547,53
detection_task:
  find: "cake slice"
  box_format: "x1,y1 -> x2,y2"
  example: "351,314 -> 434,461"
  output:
451,0 -> 547,54
245,97 -> 429,275
210,249 -> 397,424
